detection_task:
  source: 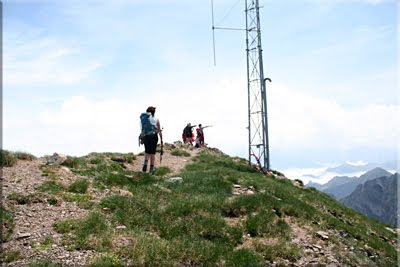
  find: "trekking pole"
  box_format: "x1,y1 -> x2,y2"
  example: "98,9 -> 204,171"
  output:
160,128 -> 164,165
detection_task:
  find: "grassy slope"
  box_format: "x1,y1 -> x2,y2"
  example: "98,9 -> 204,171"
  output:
27,152 -> 398,266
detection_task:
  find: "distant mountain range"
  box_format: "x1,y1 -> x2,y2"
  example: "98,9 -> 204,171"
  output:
322,168 -> 392,200
341,173 -> 398,227
307,167 -> 398,226
326,161 -> 399,174
285,160 -> 399,186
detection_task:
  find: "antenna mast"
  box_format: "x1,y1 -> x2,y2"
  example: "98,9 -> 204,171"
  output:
211,0 -> 271,172
245,0 -> 270,172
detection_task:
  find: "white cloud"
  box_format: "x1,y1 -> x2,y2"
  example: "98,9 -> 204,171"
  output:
3,79 -> 399,161
269,85 -> 400,151
3,22 -> 101,87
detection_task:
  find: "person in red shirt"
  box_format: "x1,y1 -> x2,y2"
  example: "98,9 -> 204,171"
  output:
195,124 -> 211,147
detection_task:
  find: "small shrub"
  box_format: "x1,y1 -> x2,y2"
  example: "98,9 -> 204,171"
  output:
245,209 -> 276,237
154,166 -> 171,176
271,169 -> 285,177
0,150 -> 17,167
73,212 -> 110,250
294,179 -> 304,186
62,156 -> 86,169
40,166 -> 58,179
90,157 -> 103,164
1,207 -> 15,242
62,192 -> 92,203
38,181 -> 65,193
47,197 -> 59,206
32,237 -> 53,250
255,241 -> 301,263
53,219 -> 77,234
14,151 -> 36,160
8,192 -> 30,205
1,250 -> 21,263
90,254 -> 124,267
171,149 -> 191,157
227,249 -> 264,267
28,258 -> 61,267
68,179 -> 89,194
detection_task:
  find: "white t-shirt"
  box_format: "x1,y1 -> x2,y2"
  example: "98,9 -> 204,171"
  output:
149,115 -> 159,132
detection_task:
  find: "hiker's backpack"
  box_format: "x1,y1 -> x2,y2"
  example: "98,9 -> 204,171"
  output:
140,113 -> 156,136
184,126 -> 192,138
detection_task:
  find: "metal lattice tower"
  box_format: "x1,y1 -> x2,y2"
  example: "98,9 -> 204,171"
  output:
245,0 -> 270,172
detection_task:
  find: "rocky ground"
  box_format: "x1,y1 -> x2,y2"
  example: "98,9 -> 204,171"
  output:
1,143 -> 397,266
1,143 -> 204,266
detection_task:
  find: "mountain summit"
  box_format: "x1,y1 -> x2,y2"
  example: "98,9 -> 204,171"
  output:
1,145 -> 398,266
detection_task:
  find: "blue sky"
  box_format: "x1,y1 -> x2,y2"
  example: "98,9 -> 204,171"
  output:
3,0 -> 399,170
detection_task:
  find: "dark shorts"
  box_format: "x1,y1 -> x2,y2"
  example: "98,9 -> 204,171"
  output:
143,133 -> 158,154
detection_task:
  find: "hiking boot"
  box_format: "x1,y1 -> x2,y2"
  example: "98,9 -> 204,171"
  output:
150,165 -> 155,175
142,164 -> 147,172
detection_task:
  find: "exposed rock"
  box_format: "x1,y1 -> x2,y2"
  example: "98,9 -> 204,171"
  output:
316,231 -> 329,240
364,244 -> 373,257
167,177 -> 183,183
341,174 -> 398,227
60,166 -> 71,173
47,153 -> 67,165
111,156 -> 126,163
17,232 -> 31,239
116,225 -> 127,230
118,189 -> 133,197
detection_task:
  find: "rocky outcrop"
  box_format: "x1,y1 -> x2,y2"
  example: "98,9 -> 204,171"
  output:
341,173 -> 398,227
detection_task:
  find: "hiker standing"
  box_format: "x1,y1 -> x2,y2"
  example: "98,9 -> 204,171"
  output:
195,124 -> 211,147
140,106 -> 162,174
182,123 -> 196,145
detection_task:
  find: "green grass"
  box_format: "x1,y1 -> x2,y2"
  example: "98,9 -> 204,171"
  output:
37,181 -> 65,193
227,249 -> 264,267
0,250 -> 21,263
0,150 -> 17,167
170,149 -> 191,157
53,219 -> 77,234
7,192 -> 30,205
47,197 -> 59,206
90,254 -> 124,267
255,240 -> 302,263
1,207 -> 15,242
54,212 -> 110,251
62,156 -> 87,169
154,166 -> 171,176
32,237 -> 54,251
68,179 -> 90,194
49,151 -> 397,266
40,165 -> 59,179
28,258 -> 61,267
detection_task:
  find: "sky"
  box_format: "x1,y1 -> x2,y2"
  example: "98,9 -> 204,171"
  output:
3,0 -> 399,171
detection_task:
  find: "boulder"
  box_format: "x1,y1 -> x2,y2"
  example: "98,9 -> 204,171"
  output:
47,153 -> 67,165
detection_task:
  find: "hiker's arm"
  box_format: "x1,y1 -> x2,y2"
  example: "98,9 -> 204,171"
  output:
157,120 -> 163,143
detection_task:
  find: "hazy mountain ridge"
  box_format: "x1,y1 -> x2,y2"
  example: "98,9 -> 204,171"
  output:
341,173 -> 399,227
326,161 -> 399,174
307,167 -> 392,200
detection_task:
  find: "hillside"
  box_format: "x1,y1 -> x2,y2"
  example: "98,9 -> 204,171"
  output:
342,174 -> 398,227
1,144 -> 398,266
